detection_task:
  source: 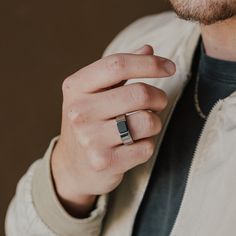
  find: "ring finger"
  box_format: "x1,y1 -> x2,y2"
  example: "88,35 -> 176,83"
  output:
89,110 -> 162,147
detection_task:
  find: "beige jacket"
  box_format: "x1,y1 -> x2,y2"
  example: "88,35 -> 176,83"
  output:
5,11 -> 236,236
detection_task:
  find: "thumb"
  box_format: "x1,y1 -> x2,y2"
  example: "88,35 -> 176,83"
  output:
133,44 -> 154,55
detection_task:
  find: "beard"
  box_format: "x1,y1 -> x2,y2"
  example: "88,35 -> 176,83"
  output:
169,0 -> 236,25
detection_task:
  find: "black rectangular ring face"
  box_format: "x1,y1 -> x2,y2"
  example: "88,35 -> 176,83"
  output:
117,120 -> 128,134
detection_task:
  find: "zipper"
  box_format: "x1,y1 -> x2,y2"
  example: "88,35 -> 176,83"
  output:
169,99 -> 223,236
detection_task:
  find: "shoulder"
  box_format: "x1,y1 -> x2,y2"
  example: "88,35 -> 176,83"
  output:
103,11 -> 199,56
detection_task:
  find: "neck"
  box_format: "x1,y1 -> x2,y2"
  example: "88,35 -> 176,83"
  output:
201,17 -> 236,61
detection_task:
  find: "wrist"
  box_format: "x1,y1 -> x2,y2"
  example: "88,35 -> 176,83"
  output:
51,141 -> 97,218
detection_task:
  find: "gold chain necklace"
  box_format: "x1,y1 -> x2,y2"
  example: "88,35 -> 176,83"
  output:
193,74 -> 207,120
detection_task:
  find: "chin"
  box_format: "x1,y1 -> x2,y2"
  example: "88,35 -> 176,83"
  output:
169,0 -> 236,25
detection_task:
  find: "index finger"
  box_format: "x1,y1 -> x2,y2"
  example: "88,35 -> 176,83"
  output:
67,53 -> 176,93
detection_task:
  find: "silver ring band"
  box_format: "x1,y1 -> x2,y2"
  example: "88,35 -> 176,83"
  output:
116,114 -> 134,145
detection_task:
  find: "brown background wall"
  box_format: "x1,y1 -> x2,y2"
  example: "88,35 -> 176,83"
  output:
0,1 -> 171,234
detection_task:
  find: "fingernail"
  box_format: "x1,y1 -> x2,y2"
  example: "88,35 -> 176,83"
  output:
163,60 -> 176,75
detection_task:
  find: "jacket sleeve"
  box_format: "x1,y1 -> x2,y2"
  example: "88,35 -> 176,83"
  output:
5,137 -> 108,236
5,13 -> 167,235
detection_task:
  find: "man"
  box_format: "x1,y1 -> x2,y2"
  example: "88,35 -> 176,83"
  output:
5,0 -> 236,235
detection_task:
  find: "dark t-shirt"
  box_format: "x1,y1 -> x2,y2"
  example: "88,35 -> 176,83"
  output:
132,40 -> 236,236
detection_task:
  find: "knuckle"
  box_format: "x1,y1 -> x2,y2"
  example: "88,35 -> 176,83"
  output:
62,71 -> 82,96
66,101 -> 88,125
66,106 -> 78,122
88,150 -> 110,171
106,54 -> 126,74
74,110 -> 89,125
62,77 -> 73,94
130,83 -> 151,107
77,128 -> 94,148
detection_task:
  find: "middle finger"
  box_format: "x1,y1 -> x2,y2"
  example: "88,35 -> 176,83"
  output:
89,82 -> 168,120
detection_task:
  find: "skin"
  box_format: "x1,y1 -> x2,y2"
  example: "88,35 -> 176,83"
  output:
170,0 -> 236,60
169,0 -> 236,25
201,17 -> 236,61
52,45 -> 176,217
52,0 -> 236,218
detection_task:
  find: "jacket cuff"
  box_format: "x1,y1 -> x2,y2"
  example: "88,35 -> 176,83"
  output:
32,137 -> 108,236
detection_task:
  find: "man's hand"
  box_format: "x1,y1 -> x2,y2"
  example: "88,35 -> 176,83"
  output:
51,45 -> 176,218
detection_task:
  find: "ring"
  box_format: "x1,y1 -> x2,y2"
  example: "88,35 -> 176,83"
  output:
116,114 -> 134,145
